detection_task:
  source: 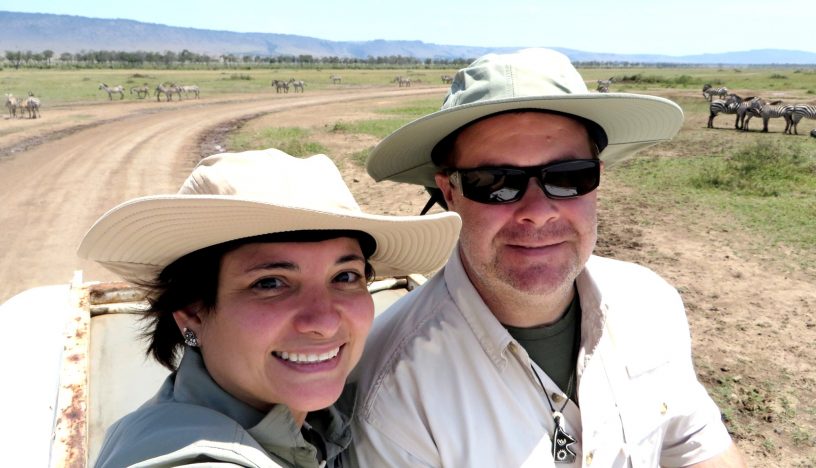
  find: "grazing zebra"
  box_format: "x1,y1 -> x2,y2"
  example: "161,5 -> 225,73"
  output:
130,85 -> 150,99
393,76 -> 411,87
330,74 -> 342,84
155,83 -> 180,102
787,104 -> 816,135
288,78 -> 305,93
272,79 -> 289,93
707,94 -> 743,128
4,93 -> 18,118
20,92 -> 41,119
440,74 -> 453,84
99,83 -> 125,100
597,85 -> 609,93
702,84 -> 728,101
178,85 -> 200,99
743,100 -> 793,133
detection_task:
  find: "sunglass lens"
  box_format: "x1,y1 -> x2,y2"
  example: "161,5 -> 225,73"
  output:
541,161 -> 600,199
460,168 -> 527,203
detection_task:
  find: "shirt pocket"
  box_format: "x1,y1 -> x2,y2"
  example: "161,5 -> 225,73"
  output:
619,359 -> 676,468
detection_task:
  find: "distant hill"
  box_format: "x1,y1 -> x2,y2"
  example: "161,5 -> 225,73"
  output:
2,11 -> 816,65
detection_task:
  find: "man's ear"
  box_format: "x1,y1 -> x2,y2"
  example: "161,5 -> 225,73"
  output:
434,172 -> 456,211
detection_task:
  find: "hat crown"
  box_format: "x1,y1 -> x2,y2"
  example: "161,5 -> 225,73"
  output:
179,149 -> 361,213
443,48 -> 589,109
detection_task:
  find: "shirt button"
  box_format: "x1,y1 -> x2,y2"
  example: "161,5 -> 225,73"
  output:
586,451 -> 594,465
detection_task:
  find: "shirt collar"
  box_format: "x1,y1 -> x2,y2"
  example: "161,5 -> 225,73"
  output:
443,246 -> 516,369
173,349 -> 352,467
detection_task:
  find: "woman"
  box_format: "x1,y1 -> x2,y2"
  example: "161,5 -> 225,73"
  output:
78,148 -> 460,467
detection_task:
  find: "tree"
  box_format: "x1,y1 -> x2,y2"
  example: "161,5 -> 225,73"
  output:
43,49 -> 54,66
5,50 -> 22,69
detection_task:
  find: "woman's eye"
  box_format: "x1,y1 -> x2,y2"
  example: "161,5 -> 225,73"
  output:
252,277 -> 285,290
334,270 -> 363,284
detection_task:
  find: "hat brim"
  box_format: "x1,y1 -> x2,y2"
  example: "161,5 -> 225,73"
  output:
367,93 -> 684,187
77,195 -> 461,284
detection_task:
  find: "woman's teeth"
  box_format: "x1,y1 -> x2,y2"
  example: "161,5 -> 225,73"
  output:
274,347 -> 340,363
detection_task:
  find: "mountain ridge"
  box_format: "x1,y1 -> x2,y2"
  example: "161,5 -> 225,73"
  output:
2,11 -> 816,65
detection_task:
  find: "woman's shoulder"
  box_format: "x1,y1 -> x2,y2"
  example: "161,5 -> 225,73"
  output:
95,401 -> 267,467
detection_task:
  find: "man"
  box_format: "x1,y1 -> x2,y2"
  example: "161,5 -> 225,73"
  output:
351,49 -> 746,467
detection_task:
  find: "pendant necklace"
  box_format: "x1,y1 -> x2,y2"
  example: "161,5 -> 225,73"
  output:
531,364 -> 577,464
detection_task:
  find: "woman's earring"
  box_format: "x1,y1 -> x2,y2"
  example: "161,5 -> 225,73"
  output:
183,328 -> 199,347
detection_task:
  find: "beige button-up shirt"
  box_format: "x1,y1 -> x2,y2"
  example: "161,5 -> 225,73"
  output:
351,249 -> 733,467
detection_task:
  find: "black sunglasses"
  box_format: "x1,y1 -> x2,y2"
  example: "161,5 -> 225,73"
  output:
448,159 -> 601,204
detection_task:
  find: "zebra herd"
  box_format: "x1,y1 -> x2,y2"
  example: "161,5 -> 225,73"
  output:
706,88 -> 816,136
272,78 -> 306,93
4,92 -> 41,119
98,82 -> 200,101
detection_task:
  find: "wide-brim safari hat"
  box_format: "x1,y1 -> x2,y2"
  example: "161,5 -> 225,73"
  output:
366,48 -> 684,188
78,148 -> 461,284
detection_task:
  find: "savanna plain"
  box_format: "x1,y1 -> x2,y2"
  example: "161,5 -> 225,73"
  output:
1,65 -> 815,466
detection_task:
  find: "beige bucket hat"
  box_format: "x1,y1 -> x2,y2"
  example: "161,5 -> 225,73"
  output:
366,48 -> 684,188
78,148 -> 461,284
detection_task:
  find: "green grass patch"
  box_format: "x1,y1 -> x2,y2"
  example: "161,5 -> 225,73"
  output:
613,140 -> 816,255
351,148 -> 372,167
227,127 -> 328,156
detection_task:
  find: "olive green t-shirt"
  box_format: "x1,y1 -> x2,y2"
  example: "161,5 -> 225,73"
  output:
505,291 -> 581,399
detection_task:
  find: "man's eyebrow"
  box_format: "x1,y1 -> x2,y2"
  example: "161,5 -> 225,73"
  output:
337,254 -> 366,265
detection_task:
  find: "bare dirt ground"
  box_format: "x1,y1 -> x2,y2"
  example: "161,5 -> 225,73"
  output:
1,85 -> 813,466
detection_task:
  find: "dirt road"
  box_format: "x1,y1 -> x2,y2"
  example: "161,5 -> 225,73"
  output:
0,87 -> 442,302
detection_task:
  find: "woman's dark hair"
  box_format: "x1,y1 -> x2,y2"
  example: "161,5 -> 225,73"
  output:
142,230 -> 376,370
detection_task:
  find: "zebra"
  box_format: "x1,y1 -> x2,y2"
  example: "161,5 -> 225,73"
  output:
440,74 -> 453,84
596,77 -> 613,92
130,85 -> 150,99
99,83 -> 125,100
178,85 -> 200,99
330,74 -> 342,84
155,83 -> 180,102
288,78 -> 305,93
702,84 -> 728,101
787,104 -> 816,135
4,93 -> 18,118
707,94 -> 743,128
272,79 -> 289,93
393,76 -> 411,87
743,100 -> 793,133
20,92 -> 40,119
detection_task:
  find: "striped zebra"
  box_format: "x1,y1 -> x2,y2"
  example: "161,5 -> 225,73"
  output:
178,85 -> 200,99
330,74 -> 342,84
596,77 -> 613,92
130,85 -> 150,99
393,76 -> 411,87
702,84 -> 728,101
787,104 -> 816,135
272,79 -> 289,93
743,100 -> 793,133
4,93 -> 18,118
99,83 -> 125,100
734,96 -> 761,130
20,92 -> 41,119
288,79 -> 305,93
707,94 -> 743,129
155,83 -> 180,102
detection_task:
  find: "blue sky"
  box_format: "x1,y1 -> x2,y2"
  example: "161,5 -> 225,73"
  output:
3,0 -> 816,56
